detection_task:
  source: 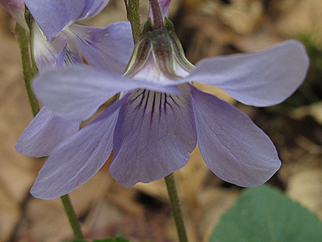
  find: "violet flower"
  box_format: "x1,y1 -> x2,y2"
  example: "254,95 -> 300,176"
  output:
25,0 -> 133,73
28,19 -> 309,199
15,0 -> 134,157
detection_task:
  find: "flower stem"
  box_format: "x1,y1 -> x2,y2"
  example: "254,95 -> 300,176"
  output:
149,0 -> 164,29
165,173 -> 188,242
61,195 -> 84,240
17,22 -> 84,240
125,0 -> 141,43
17,23 -> 40,116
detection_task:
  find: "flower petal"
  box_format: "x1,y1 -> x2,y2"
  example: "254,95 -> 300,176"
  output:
190,86 -> 281,187
32,23 -> 68,71
0,0 -> 28,29
15,106 -> 80,157
25,0 -> 110,41
30,98 -> 124,199
184,40 -> 309,107
110,86 -> 197,187
32,65 -> 180,121
65,22 -> 133,75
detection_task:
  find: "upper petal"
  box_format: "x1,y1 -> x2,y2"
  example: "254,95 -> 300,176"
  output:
0,0 -> 28,29
30,99 -> 122,199
15,106 -> 80,157
25,0 -> 110,41
32,23 -> 68,71
184,40 -> 309,107
110,86 -> 197,187
65,22 -> 134,75
32,65 -> 180,121
190,86 -> 281,187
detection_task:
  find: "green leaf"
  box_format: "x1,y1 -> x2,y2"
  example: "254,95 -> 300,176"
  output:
209,185 -> 322,242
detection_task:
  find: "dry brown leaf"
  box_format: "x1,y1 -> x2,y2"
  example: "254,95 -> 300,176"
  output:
286,169 -> 322,219
277,0 -> 322,45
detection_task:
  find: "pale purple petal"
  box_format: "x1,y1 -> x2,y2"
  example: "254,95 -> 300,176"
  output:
65,22 -> 133,75
32,65 -> 180,121
15,106 -> 80,157
110,86 -> 197,187
25,0 -> 110,41
190,86 -> 281,186
184,40 -> 309,107
30,98 -> 123,199
32,23 -> 67,71
148,0 -> 170,20
0,0 -> 28,29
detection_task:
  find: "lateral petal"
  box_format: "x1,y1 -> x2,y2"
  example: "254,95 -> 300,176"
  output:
15,106 -> 80,157
32,65 -> 180,121
184,40 -> 309,107
190,86 -> 281,187
30,99 -> 123,199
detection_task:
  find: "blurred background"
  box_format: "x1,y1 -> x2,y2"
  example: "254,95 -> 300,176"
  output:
1,0 -> 322,241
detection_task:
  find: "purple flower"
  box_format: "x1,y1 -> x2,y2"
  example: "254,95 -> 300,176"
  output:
27,19 -> 309,199
15,0 -> 134,157
0,0 -> 28,29
25,0 -> 133,73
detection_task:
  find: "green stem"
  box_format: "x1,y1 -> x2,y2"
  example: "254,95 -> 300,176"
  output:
17,24 -> 40,116
149,0 -> 164,29
126,0 -> 141,43
61,195 -> 84,240
17,22 -> 84,240
165,173 -> 188,242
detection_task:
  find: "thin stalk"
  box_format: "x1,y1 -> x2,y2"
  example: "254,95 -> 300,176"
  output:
149,0 -> 164,29
165,173 -> 188,242
17,24 -> 40,116
61,195 -> 84,240
17,22 -> 84,240
126,0 -> 141,43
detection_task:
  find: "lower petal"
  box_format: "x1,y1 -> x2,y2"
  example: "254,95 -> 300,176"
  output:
190,86 -> 281,187
110,86 -> 197,187
30,100 -> 122,199
15,106 -> 80,157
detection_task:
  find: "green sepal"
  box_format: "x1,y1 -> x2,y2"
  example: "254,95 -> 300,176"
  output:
164,18 -> 195,72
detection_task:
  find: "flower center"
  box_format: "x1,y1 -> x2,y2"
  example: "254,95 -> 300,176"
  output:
123,18 -> 195,85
